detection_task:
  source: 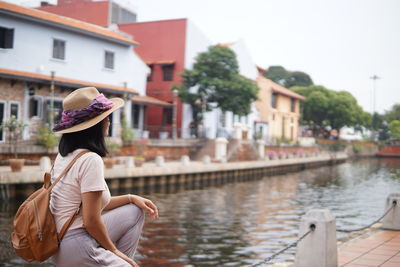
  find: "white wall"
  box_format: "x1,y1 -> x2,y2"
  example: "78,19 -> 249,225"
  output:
182,20 -> 212,138
0,14 -> 149,95
229,40 -> 258,80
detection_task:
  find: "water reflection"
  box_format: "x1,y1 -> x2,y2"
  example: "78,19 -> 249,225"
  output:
1,158 -> 400,266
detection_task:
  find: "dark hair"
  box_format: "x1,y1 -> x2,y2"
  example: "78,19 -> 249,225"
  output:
58,120 -> 108,157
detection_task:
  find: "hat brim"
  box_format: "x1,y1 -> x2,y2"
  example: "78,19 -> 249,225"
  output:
53,98 -> 125,134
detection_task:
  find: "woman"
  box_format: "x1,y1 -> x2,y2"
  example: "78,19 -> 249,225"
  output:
50,87 -> 158,267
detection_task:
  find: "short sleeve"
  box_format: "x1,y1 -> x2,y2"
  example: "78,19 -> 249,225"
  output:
78,153 -> 106,193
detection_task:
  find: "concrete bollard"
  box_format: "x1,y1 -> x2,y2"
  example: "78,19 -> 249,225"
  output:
382,193 -> 400,230
294,209 -> 337,267
39,156 -> 52,172
155,156 -> 165,167
181,155 -> 190,166
124,156 -> 135,168
215,137 -> 228,162
233,122 -> 242,139
202,155 -> 211,164
256,139 -> 265,159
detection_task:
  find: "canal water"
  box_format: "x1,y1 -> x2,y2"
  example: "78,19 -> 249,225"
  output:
1,158 -> 400,266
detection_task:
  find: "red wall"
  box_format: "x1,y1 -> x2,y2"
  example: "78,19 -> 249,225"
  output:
378,146 -> 400,157
119,19 -> 187,130
37,1 -> 110,27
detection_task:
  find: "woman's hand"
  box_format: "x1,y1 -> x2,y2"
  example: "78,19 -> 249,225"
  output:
113,249 -> 139,267
129,194 -> 159,219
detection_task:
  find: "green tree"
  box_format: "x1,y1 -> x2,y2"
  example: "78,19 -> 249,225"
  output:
327,91 -> 361,131
371,112 -> 384,130
384,104 -> 400,122
263,66 -> 313,88
355,111 -> 372,133
174,45 -> 258,135
388,120 -> 400,139
292,85 -> 367,136
291,85 -> 330,135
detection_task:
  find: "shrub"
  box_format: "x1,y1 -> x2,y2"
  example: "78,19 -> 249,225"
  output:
37,124 -> 58,150
121,116 -> 135,146
352,144 -> 362,154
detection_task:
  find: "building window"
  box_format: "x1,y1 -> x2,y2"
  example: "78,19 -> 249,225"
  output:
271,93 -> 277,109
9,102 -> 20,119
0,27 -> 14,49
162,64 -> 174,81
45,99 -> 63,124
147,65 -> 154,81
29,96 -> 42,119
221,112 -> 227,127
291,98 -> 296,112
104,51 -> 115,69
0,102 -> 5,141
162,107 -> 173,125
52,39 -> 66,60
131,104 -> 140,128
111,2 -> 137,24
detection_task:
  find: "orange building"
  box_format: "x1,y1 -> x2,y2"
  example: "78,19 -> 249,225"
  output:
255,68 -> 305,142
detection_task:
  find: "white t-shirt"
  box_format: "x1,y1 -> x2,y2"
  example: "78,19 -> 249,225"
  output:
50,148 -> 111,233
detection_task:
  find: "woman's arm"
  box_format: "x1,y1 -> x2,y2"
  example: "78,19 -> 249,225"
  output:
82,191 -> 137,266
103,194 -> 159,219
103,195 -> 130,211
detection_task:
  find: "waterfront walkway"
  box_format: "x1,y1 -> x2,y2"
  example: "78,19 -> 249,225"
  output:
339,230 -> 400,267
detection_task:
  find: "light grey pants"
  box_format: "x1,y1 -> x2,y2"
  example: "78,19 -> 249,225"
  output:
52,204 -> 145,267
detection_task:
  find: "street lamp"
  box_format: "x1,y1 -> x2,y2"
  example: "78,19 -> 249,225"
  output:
370,75 -> 380,114
50,71 -> 55,129
370,74 -> 380,141
172,89 -> 178,139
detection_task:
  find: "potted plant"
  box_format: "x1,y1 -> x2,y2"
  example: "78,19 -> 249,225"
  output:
267,150 -> 277,160
121,114 -> 135,146
36,124 -> 58,153
133,138 -> 146,167
0,115 -> 28,172
104,138 -> 121,168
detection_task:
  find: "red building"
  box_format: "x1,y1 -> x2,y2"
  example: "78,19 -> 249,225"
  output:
38,0 -> 211,138
119,19 -> 187,137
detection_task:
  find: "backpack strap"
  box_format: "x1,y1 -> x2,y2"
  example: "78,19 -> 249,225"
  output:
58,203 -> 82,241
49,149 -> 91,241
49,150 -> 91,191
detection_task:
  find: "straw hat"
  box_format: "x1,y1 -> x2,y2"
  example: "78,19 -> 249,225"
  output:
53,87 -> 124,134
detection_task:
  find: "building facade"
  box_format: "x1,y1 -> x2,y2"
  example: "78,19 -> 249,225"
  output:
0,1 -> 149,143
39,1 -> 209,139
255,70 -> 304,143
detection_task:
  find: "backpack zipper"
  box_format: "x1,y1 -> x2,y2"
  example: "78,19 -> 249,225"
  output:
33,199 -> 43,241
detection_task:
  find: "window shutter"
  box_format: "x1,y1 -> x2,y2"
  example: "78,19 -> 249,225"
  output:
2,28 -> 14,49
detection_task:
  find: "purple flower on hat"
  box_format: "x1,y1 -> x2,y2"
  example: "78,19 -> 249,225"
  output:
53,94 -> 113,131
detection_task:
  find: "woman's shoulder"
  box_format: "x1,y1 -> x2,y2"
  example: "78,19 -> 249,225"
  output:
77,149 -> 103,164
57,149 -> 102,166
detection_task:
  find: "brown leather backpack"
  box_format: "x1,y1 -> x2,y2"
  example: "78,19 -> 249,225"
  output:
11,150 -> 90,262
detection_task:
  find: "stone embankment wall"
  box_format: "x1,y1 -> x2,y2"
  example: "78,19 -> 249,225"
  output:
0,138 -> 379,164
316,139 -> 378,158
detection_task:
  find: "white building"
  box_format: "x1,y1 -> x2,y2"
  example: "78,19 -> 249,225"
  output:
0,1 -> 149,141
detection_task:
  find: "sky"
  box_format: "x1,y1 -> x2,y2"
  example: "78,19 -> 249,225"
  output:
6,0 -> 400,114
